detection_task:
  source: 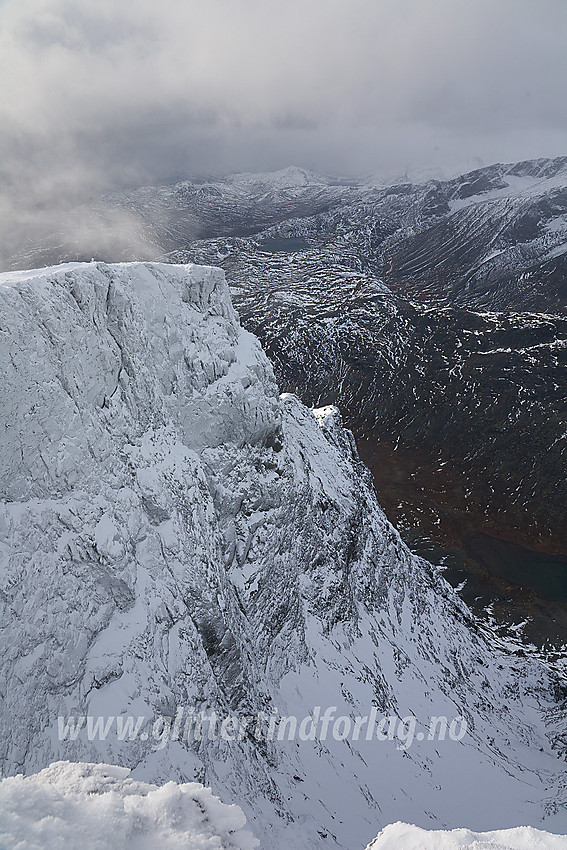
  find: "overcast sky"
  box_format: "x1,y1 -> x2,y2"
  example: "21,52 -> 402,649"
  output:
1,0 -> 566,260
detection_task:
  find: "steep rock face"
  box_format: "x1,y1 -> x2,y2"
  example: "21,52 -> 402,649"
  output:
0,263 -> 565,850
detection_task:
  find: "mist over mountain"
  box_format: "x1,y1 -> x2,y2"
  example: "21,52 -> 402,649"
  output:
2,0 -> 567,264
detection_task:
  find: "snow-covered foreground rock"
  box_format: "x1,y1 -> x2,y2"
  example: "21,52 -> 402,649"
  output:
0,262 -> 565,849
0,761 -> 258,849
366,822 -> 567,850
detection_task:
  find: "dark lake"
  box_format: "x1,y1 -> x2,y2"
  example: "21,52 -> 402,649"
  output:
408,530 -> 567,603
258,236 -> 308,253
462,531 -> 567,603
405,529 -> 567,649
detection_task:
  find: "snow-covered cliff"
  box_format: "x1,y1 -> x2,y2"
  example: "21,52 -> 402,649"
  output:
0,262 -> 565,849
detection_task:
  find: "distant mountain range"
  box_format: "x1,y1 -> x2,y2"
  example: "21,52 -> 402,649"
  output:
6,158 -> 567,637
11,157 -> 567,310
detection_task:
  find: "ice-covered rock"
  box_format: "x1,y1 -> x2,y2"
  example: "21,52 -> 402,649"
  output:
0,262 -> 565,850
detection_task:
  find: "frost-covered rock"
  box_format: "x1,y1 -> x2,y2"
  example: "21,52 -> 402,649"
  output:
366,821 -> 567,850
0,760 -> 258,849
0,262 -> 565,850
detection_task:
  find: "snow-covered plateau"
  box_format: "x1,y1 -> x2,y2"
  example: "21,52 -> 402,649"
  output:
0,262 -> 565,849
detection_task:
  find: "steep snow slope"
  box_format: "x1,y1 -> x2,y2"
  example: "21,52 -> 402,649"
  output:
0,262 -> 565,850
0,761 -> 258,850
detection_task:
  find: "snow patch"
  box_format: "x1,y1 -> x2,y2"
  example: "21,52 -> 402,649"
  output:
0,760 -> 258,850
366,822 -> 567,850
